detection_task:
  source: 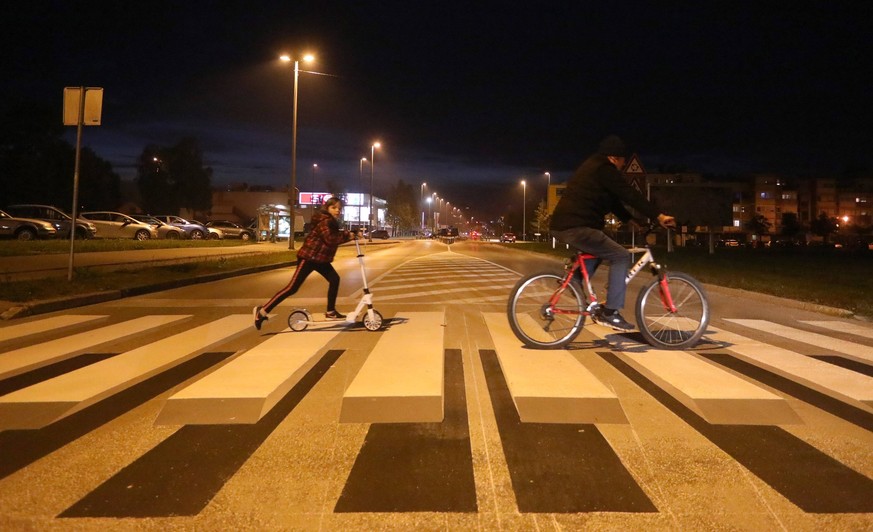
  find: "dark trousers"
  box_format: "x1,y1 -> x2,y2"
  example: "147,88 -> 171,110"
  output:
551,227 -> 630,310
263,259 -> 340,313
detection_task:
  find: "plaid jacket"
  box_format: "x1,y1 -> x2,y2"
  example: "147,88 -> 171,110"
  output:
297,210 -> 352,263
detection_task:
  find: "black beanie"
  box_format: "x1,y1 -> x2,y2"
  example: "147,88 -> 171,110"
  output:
597,135 -> 628,157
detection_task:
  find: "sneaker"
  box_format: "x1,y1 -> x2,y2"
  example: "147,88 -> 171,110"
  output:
594,308 -> 634,331
325,310 -> 346,320
253,306 -> 268,330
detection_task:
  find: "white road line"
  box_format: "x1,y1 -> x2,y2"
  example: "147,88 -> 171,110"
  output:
725,319 -> 873,365
708,326 -> 873,414
340,311 -> 446,423
157,326 -> 344,425
0,315 -> 193,380
585,326 -> 801,425
482,312 -> 628,424
0,315 -> 108,344
0,315 -> 251,430
800,320 -> 873,340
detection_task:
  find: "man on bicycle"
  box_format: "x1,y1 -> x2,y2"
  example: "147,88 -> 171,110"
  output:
550,135 -> 676,331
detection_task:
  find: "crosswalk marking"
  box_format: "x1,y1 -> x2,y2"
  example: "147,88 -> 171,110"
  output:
340,312 -> 446,423
155,326 -> 344,425
584,325 -> 802,425
0,315 -> 108,343
0,315 -> 193,380
482,312 -> 628,424
801,320 -> 873,340
707,326 -> 873,414
0,315 -> 251,430
725,319 -> 873,365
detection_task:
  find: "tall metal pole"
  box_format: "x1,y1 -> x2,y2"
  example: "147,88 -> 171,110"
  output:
288,59 -> 300,250
521,180 -> 526,242
368,143 -> 379,241
68,86 -> 86,281
359,157 -> 366,227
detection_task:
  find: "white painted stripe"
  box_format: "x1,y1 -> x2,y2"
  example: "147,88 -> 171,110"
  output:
0,315 -> 108,344
0,315 -> 252,430
800,320 -> 873,340
708,326 -> 873,413
340,312 -> 445,423
156,326 -> 343,425
725,319 -> 873,365
0,315 -> 193,380
585,326 -> 801,425
482,312 -> 627,424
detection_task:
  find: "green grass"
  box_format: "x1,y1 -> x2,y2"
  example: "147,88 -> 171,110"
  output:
0,238 -> 251,257
507,242 -> 873,317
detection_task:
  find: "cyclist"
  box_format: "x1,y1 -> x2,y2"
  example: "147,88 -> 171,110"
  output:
549,135 -> 676,331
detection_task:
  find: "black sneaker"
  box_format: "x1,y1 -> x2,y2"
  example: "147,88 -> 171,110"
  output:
594,308 -> 634,331
253,306 -> 268,330
325,310 -> 346,320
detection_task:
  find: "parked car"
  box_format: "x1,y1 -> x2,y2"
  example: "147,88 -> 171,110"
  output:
206,220 -> 255,240
149,215 -> 208,240
79,211 -> 157,240
131,214 -> 183,239
370,229 -> 390,240
193,220 -> 223,239
4,204 -> 97,239
0,209 -> 58,240
501,232 -> 517,243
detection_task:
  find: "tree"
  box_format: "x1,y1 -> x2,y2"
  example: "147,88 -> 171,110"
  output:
745,214 -> 771,240
136,137 -> 212,214
385,179 -> 418,234
809,212 -> 838,243
532,200 -> 551,238
0,101 -> 120,209
779,212 -> 802,239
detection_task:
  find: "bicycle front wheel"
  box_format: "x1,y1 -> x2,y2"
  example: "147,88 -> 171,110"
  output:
635,271 -> 709,349
507,272 -> 586,349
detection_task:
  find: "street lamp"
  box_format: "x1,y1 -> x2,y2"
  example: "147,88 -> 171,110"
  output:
420,182 -> 427,230
280,52 -> 314,250
521,179 -> 526,241
544,171 -> 551,212
311,163 -> 318,192
368,141 -> 381,241
359,157 -> 367,226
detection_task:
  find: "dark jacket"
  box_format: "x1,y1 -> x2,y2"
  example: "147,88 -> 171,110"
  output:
550,154 -> 661,231
297,210 -> 353,263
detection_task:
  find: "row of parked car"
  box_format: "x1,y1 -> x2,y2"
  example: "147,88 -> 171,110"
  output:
0,204 -> 256,241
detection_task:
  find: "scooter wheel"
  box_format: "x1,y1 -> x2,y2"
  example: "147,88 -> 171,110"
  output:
363,310 -> 383,331
288,310 -> 311,331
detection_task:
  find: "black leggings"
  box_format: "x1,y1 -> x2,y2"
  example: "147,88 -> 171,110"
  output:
263,259 -> 340,313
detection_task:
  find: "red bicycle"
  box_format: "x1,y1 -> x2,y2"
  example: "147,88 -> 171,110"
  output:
507,232 -> 710,349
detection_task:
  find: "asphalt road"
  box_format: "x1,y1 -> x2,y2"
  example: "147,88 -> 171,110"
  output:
0,239 -> 871,530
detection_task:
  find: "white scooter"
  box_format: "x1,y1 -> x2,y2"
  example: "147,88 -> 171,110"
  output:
287,236 -> 384,332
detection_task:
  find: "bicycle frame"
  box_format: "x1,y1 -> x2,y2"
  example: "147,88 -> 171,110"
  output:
548,246 -> 678,318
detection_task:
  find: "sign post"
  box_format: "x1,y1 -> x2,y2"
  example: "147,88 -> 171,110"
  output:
62,87 -> 103,281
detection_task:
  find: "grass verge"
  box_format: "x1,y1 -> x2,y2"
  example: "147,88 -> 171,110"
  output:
509,242 -> 873,318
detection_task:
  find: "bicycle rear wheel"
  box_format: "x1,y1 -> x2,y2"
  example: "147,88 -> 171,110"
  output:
507,272 -> 586,349
635,271 -> 709,349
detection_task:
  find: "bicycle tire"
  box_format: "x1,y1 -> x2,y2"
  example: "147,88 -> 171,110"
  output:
635,271 -> 709,349
507,272 -> 586,349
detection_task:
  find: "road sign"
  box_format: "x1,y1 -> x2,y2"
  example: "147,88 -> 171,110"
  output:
63,87 -> 103,126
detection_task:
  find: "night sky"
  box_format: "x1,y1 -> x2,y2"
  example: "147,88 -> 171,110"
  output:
3,1 -> 871,220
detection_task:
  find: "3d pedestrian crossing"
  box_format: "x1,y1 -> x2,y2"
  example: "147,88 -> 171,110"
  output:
1,312 -> 872,432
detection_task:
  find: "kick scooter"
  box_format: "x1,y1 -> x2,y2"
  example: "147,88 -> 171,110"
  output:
287,236 -> 384,332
